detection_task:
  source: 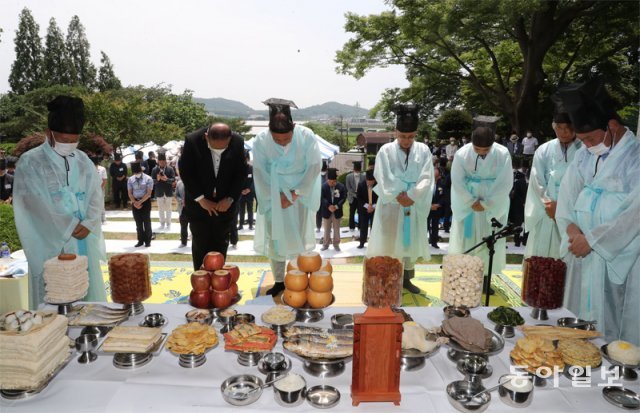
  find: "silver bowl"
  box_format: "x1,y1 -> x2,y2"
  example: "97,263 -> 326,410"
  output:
557,317 -> 597,331
220,374 -> 263,406
273,373 -> 307,407
185,309 -> 213,325
330,314 -> 354,329
144,313 -> 165,327
306,385 -> 340,409
498,374 -> 534,408
262,352 -> 287,371
444,305 -> 471,319
446,380 -> 491,413
234,313 -> 255,325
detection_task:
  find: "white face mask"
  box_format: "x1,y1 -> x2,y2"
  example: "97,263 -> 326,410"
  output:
50,131 -> 78,157
586,130 -> 610,157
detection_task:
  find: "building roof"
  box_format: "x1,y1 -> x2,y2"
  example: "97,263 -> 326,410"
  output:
356,132 -> 395,146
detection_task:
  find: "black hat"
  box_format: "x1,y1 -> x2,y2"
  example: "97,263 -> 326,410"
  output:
47,95 -> 85,134
327,168 -> 338,180
553,112 -> 572,124
157,153 -> 166,161
131,162 -> 142,173
114,153 -> 122,161
7,158 -> 16,168
352,161 -> 362,171
263,98 -> 298,134
394,104 -> 420,133
554,77 -> 617,133
0,159 -> 6,170
471,115 -> 500,148
365,170 -> 375,180
321,159 -> 328,172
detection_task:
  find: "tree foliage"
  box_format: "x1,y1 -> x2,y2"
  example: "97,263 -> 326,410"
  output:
304,121 -> 348,151
205,115 -> 252,136
435,109 -> 473,140
66,15 -> 97,90
97,51 -> 122,91
336,0 -> 639,136
43,17 -> 77,87
9,8 -> 43,94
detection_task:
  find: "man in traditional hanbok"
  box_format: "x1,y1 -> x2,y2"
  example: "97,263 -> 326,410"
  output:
449,117 -> 513,293
253,98 -> 322,296
367,104 -> 434,294
555,78 -> 639,344
524,112 -> 581,258
13,96 -> 107,309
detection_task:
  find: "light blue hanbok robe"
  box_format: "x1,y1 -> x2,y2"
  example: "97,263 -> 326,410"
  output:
367,140 -> 434,266
524,138 -> 581,258
556,129 -> 640,344
13,141 -> 107,309
252,125 -> 321,270
449,143 -> 513,274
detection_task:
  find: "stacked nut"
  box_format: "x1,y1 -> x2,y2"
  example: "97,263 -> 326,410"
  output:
362,256 -> 403,307
108,253 -> 151,304
441,254 -> 484,307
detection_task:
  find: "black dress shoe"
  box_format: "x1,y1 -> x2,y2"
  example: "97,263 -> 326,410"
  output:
266,282 -> 285,297
431,243 -> 440,249
145,243 -> 151,247
357,244 -> 365,249
134,242 -> 144,247
249,226 -> 253,230
403,279 -> 420,294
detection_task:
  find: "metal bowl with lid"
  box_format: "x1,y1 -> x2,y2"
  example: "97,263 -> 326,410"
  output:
306,385 -> 340,409
330,314 -> 354,329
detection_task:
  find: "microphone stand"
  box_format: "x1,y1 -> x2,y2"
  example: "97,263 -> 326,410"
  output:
464,218 -> 521,306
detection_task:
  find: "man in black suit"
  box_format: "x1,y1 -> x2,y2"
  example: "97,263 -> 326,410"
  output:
320,168 -> 346,251
237,150 -> 255,230
179,123 -> 247,270
109,153 -> 128,209
356,169 -> 377,248
428,167 -> 446,248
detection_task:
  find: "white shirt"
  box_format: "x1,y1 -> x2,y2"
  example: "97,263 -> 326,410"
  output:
96,165 -> 107,180
210,148 -> 225,176
522,136 -> 538,155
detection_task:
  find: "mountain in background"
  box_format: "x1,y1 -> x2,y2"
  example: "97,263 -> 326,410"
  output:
194,97 -> 370,119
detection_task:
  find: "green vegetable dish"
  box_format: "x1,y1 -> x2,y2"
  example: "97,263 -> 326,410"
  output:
487,306 -> 525,326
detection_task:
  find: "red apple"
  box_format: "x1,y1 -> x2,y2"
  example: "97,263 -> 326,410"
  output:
189,289 -> 211,309
211,288 -> 234,308
190,270 -> 211,291
202,251 -> 225,271
223,264 -> 240,284
211,270 -> 231,291
229,282 -> 238,297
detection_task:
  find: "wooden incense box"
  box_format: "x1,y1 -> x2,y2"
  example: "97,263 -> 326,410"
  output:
351,306 -> 403,406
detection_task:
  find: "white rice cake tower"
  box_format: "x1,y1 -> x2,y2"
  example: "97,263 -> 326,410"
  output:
0,314 -> 71,390
43,254 -> 89,303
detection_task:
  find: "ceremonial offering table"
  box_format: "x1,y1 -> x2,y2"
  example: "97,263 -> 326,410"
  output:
0,304 -> 629,412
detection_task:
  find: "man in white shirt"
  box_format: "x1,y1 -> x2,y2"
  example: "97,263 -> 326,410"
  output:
445,137 -> 459,162
93,156 -> 107,223
522,131 -> 539,158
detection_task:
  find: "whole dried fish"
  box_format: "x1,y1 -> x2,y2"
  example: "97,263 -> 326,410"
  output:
286,333 -> 353,346
284,326 -> 353,339
284,338 -> 353,359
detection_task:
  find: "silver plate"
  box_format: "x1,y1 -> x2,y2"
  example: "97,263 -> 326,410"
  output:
306,385 -> 341,409
602,386 -> 640,410
0,349 -> 74,399
97,333 -> 167,356
446,328 -> 505,356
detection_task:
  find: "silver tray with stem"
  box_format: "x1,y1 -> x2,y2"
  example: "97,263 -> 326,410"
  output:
292,353 -> 351,378
601,344 -> 640,381
446,328 -> 505,360
97,333 -> 168,369
401,345 -> 441,372
169,342 -> 218,368
284,295 -> 335,323
0,349 -> 74,400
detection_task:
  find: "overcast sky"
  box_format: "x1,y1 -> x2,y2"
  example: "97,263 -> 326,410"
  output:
0,0 -> 408,109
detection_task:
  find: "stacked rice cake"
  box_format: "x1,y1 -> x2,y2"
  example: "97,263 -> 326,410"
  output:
0,315 -> 71,390
102,326 -> 162,353
43,254 -> 89,304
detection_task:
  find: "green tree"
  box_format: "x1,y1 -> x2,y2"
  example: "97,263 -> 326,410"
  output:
336,0 -> 639,135
66,15 -> 97,89
305,121 -> 347,151
205,115 -> 252,136
97,51 -> 122,91
9,8 -> 43,94
435,109 -> 473,140
43,17 -> 77,87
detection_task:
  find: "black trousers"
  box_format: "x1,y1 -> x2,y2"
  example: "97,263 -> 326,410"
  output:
442,202 -> 452,231
238,195 -> 254,228
112,180 -> 128,208
132,199 -> 152,244
358,210 -> 374,246
316,209 -> 322,230
348,200 -> 359,230
189,212 -> 234,271
427,209 -> 442,245
179,210 -> 189,245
